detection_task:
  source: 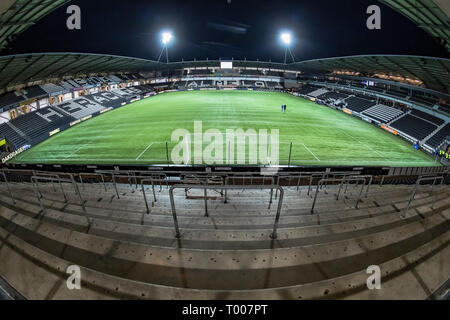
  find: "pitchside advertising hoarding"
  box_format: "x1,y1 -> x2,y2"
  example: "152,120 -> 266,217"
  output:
1,144 -> 30,163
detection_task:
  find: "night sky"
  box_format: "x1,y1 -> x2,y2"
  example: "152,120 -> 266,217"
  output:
3,0 -> 449,62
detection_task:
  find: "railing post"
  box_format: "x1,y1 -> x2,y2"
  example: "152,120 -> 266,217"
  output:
365,176 -> 373,198
73,181 -> 90,225
151,179 -> 157,203
100,174 -> 107,192
380,175 -> 385,186
166,142 -> 170,164
142,181 -> 150,213
288,142 -> 292,167
270,187 -> 284,239
310,181 -> 322,214
58,179 -> 68,203
79,174 -> 85,190
0,172 -> 15,204
355,181 -> 365,209
31,178 -> 45,214
296,173 -> 301,191
204,184 -> 209,217
169,187 -> 181,238
112,174 -> 120,199
224,177 -> 228,203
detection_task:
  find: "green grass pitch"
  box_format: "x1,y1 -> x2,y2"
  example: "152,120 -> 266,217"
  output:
9,90 -> 438,167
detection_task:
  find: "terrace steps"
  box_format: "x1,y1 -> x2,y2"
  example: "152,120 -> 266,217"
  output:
0,181 -> 448,299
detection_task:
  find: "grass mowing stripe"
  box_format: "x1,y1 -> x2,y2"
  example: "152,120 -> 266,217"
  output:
9,90 -> 439,167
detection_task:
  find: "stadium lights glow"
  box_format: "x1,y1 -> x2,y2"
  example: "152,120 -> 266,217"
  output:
162,32 -> 173,45
280,33 -> 292,46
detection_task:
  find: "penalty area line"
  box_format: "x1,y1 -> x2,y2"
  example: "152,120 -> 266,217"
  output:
136,142 -> 154,160
302,143 -> 321,161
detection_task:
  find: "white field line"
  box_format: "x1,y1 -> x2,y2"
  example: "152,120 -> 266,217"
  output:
339,129 -> 389,161
64,124 -> 120,159
301,143 -> 321,161
136,142 -> 154,160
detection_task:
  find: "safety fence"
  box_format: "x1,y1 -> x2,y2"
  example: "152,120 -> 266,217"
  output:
0,168 -> 448,239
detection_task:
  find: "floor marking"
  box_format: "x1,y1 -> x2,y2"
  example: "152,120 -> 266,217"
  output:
136,142 -> 154,160
339,129 -> 389,161
301,143 -> 321,161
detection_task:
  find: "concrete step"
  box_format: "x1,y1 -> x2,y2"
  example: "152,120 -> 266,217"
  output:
1,190 -> 448,232
0,222 -> 448,299
0,199 -> 448,290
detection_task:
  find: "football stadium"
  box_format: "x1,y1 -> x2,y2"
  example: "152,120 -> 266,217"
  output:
0,0 -> 449,304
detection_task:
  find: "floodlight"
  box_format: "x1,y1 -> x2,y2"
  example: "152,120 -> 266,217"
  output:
281,33 -> 291,46
162,32 -> 173,45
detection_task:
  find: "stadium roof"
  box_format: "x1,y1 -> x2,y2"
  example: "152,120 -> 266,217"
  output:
0,52 -> 449,94
0,0 -> 70,51
292,54 -> 450,94
0,52 -> 162,90
379,0 -> 450,51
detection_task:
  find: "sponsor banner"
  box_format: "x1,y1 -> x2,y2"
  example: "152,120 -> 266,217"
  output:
1,145 -> 30,163
343,108 -> 353,115
49,128 -> 60,136
81,115 -> 92,122
381,125 -> 398,135
70,119 -> 81,127
100,107 -> 113,114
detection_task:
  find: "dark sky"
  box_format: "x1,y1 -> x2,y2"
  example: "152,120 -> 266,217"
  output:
3,0 -> 449,62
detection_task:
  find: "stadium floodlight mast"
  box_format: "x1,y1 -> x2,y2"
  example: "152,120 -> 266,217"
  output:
280,32 -> 295,64
157,31 -> 174,63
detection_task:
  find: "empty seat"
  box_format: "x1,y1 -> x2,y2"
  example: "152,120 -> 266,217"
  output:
410,109 -> 444,126
390,115 -> 437,141
425,123 -> 450,149
362,104 -> 404,123
344,96 -> 376,113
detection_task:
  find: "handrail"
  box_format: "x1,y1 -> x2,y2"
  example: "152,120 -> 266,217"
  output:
169,184 -> 284,239
337,175 -> 373,200
31,176 -> 90,225
140,178 -> 171,213
403,175 -> 445,218
0,171 -> 15,204
311,177 -> 367,213
224,175 -> 275,207
79,173 -> 107,192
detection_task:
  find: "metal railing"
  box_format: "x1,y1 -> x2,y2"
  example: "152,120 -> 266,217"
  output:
169,184 -> 284,239
0,171 -> 15,204
336,175 -> 373,200
224,175 -> 275,207
141,177 -> 172,213
31,176 -> 91,225
403,175 -> 445,218
311,177 -> 368,213
79,173 -> 107,192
